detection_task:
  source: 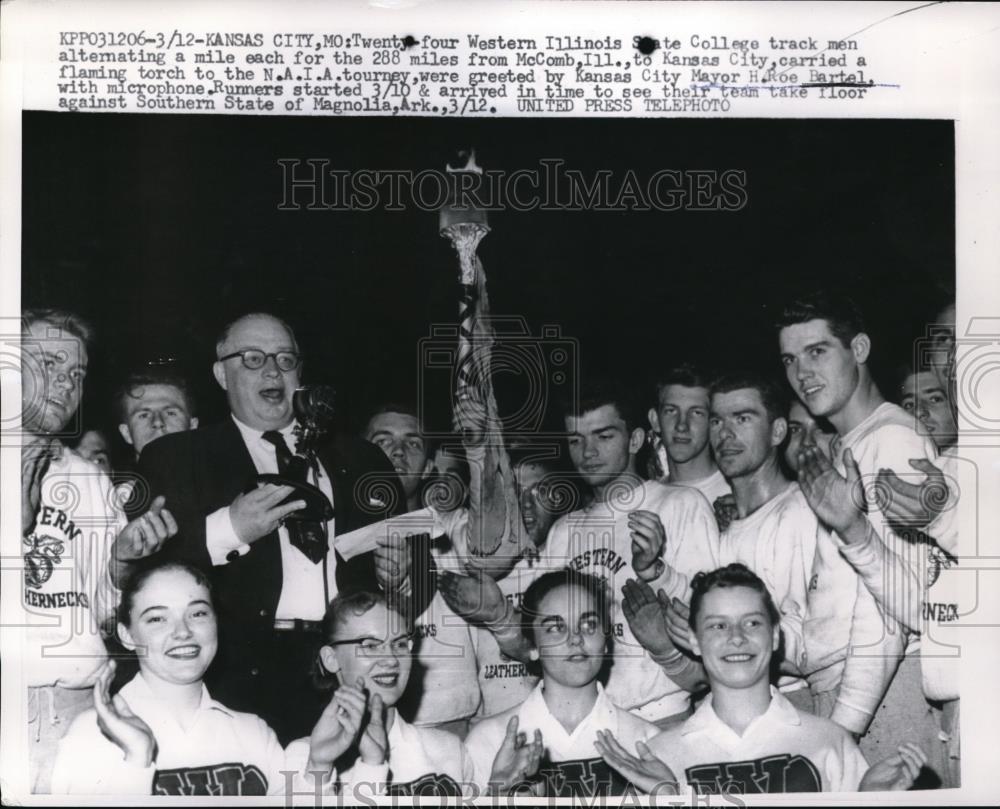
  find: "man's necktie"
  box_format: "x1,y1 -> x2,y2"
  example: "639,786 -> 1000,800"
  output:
261,430 -> 328,564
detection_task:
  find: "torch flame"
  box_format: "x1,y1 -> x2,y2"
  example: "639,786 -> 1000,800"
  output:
446,149 -> 483,175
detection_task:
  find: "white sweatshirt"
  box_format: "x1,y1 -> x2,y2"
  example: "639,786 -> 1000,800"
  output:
717,482 -> 816,684
472,545 -> 543,716
434,507 -> 541,719
838,448 -> 963,702
834,403 -> 939,692
672,469 -> 732,507
465,681 -> 658,796
837,403 -> 937,616
645,688 -> 870,793
23,448 -> 124,688
287,710 -> 475,798
544,480 -> 719,720
51,674 -> 325,796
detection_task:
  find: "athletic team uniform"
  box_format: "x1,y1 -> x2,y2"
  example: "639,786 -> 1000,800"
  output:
52,673 -> 323,795
717,478 -> 894,737
798,485 -> 899,736
645,687 -> 870,794
24,448 -> 126,793
24,448 -> 124,688
465,682 -> 658,796
834,402 -> 939,762
286,710 -> 475,797
838,445 -> 962,785
543,480 -> 719,720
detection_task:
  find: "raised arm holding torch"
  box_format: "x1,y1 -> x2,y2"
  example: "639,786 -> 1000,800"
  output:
440,149 -> 526,568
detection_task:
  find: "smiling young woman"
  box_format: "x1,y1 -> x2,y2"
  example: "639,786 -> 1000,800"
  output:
50,559 -> 356,796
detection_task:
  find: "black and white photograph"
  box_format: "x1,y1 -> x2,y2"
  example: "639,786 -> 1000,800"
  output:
3,1 -> 999,805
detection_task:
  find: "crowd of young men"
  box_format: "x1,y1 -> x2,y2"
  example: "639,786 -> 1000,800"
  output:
18,288 -> 962,793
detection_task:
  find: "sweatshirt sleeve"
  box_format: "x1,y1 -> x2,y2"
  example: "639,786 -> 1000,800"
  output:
830,574 -> 906,736
459,740 -> 478,797
463,717 -> 504,790
279,737 -> 338,797
652,489 -> 719,602
51,709 -> 155,795
90,473 -> 127,630
341,760 -> 391,798
838,523 -> 925,633
830,728 -> 870,792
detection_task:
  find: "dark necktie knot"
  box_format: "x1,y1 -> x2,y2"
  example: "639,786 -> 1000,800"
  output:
262,430 -> 294,472
260,429 -> 327,564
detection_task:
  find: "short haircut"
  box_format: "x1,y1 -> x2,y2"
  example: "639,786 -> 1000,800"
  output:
520,569 -> 612,646
113,369 -> 197,423
22,307 -> 94,348
709,372 -> 788,424
653,364 -> 713,404
214,312 -> 298,357
313,589 -> 412,690
560,378 -> 643,433
507,439 -> 561,474
689,563 -> 781,629
68,426 -> 109,451
118,558 -> 214,628
363,401 -> 434,452
365,401 -> 421,428
774,290 -> 866,349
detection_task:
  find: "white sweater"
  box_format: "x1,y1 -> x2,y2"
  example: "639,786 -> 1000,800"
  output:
23,448 -> 124,688
838,448 -> 963,702
544,480 -> 719,720
645,688 -> 870,793
286,710 -> 475,798
465,682 -> 658,796
52,674 -> 325,796
717,482 -> 816,682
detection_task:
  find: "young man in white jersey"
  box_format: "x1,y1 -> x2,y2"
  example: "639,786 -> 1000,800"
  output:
777,290 -> 939,763
705,374 -> 813,706
795,352 -> 963,787
19,308 -> 179,793
445,380 -> 719,726
629,374 -> 899,740
647,365 -> 731,506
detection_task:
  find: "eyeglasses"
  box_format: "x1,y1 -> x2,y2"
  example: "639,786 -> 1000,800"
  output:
218,349 -> 301,372
326,635 -> 414,658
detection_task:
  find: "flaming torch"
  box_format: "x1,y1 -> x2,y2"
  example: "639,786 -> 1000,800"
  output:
439,151 -> 523,560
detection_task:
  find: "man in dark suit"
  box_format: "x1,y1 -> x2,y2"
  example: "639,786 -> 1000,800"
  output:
133,312 -> 409,743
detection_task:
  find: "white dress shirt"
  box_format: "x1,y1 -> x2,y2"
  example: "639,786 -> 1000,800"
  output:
205,416 -> 336,620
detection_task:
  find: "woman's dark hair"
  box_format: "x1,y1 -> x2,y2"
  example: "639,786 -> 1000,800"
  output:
520,569 -> 612,647
312,589 -> 411,690
118,558 -> 214,628
688,563 -> 781,629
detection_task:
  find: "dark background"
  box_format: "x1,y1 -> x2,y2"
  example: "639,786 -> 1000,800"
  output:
22,113 -> 954,463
